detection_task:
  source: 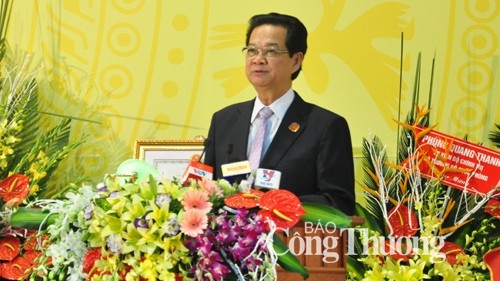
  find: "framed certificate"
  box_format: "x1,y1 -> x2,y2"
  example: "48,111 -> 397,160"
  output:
133,138 -> 205,180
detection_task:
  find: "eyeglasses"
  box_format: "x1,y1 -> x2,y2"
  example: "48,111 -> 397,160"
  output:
242,46 -> 288,58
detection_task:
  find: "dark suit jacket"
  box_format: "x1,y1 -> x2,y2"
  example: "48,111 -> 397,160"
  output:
204,92 -> 355,215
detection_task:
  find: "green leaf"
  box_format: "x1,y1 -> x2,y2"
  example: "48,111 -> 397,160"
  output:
300,202 -> 352,229
355,202 -> 382,234
149,174 -> 157,196
95,198 -> 112,211
274,234 -> 309,279
346,255 -> 366,280
9,207 -> 57,230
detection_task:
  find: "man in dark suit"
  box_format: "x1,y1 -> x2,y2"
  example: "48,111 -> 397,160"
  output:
204,12 -> 355,215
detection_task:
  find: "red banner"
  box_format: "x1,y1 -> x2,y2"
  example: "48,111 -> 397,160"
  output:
412,126 -> 500,195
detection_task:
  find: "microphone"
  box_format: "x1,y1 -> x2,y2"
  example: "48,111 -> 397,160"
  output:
221,160 -> 251,184
254,168 -> 281,190
181,138 -> 213,185
226,143 -> 233,163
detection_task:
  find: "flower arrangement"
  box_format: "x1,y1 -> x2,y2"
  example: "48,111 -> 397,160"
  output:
7,160 -> 350,281
0,37 -> 84,281
346,105 -> 500,281
15,173 -> 239,280
185,208 -> 274,280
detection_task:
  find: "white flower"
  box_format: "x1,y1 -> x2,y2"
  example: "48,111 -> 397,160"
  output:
106,234 -> 122,253
238,180 -> 251,193
155,193 -> 171,207
163,214 -> 180,236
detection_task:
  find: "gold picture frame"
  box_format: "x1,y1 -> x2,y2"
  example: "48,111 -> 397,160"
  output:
133,138 -> 205,180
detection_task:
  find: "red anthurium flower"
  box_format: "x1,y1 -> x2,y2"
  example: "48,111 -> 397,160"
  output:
224,189 -> 304,230
439,241 -> 464,265
0,236 -> 21,261
258,190 -> 305,230
23,230 -> 49,252
0,174 -> 30,207
0,253 -> 35,280
484,247 -> 500,281
485,198 -> 500,218
23,230 -> 39,251
384,240 -> 414,263
224,189 -> 265,209
22,251 -> 42,268
386,205 -> 419,237
82,248 -> 102,274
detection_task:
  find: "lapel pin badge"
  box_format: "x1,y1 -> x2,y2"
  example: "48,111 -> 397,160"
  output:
288,122 -> 300,132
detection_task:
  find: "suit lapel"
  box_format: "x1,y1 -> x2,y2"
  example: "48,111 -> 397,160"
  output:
261,93 -> 310,168
230,100 -> 254,161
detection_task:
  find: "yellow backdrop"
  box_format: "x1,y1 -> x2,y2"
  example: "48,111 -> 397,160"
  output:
7,0 -> 500,202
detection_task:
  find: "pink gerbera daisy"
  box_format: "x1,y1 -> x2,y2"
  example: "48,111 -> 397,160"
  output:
182,189 -> 212,213
180,209 -> 208,237
197,178 -> 222,197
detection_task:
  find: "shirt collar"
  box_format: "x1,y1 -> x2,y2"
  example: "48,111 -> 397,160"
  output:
251,89 -> 295,122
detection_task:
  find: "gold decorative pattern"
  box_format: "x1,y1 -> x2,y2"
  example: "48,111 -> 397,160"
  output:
6,1 -> 499,185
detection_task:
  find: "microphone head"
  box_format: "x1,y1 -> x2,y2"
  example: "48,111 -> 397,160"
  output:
221,160 -> 251,184
254,168 -> 281,190
182,160 -> 214,185
225,143 -> 234,164
203,138 -> 212,148
221,160 -> 251,177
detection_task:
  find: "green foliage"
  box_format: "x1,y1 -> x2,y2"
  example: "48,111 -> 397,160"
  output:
273,234 -> 309,279
0,54 -> 85,200
349,50 -> 499,280
489,124 -> 500,148
9,206 -> 57,230
300,202 -> 352,228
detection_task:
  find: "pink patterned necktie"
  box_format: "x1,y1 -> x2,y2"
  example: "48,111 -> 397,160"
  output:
248,107 -> 274,183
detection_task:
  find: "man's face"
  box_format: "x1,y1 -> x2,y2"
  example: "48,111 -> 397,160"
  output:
245,24 -> 301,91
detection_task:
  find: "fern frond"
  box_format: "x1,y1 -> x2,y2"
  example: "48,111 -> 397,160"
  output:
397,116 -> 414,164
5,79 -> 40,173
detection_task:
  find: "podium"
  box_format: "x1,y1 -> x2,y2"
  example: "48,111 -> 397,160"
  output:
277,217 -> 364,281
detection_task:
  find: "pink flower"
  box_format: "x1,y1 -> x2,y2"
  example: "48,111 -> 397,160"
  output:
197,178 -> 221,197
182,189 -> 212,214
180,209 -> 208,237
